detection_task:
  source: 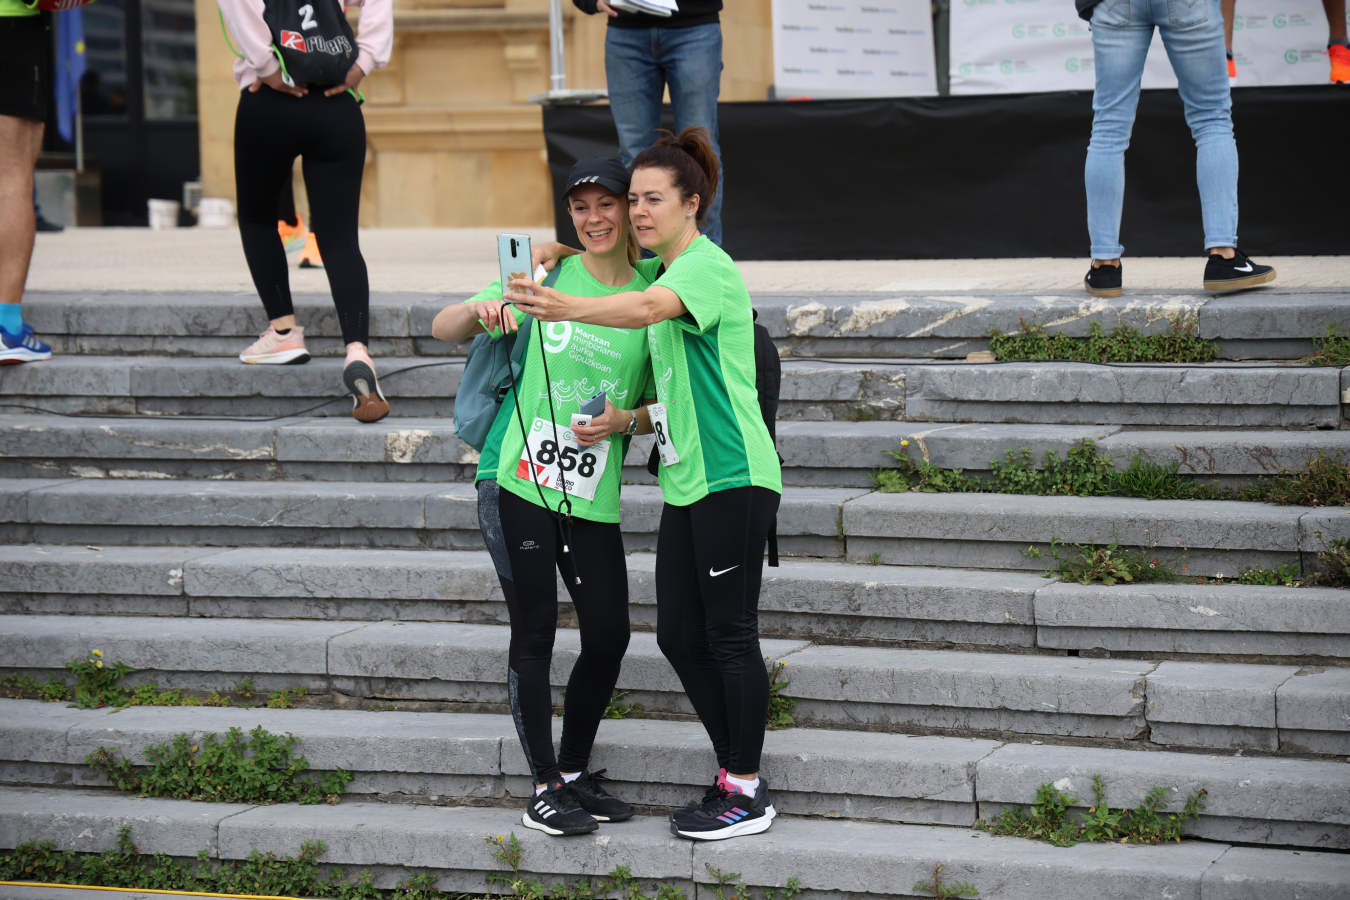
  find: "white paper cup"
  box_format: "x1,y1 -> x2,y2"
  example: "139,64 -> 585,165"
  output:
147,198 -> 181,230
197,197 -> 235,228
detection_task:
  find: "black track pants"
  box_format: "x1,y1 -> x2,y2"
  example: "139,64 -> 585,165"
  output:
655,486 -> 779,775
478,481 -> 631,785
233,87 -> 370,345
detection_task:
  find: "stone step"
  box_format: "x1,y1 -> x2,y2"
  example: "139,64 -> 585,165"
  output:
4,701 -> 1346,849
3,416 -> 1346,489
4,479 -> 1347,573
3,786 -> 1347,900
0,480 -> 857,557
843,491 -> 1350,576
2,615 -> 1344,754
23,289 -> 1350,361
3,545 -> 1347,663
1,356 -> 1342,427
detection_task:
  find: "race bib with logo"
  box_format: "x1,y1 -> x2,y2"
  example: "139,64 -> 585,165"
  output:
647,402 -> 680,467
514,417 -> 610,502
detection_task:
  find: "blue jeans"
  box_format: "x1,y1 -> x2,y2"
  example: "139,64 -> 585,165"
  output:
1085,0 -> 1238,258
605,22 -> 724,246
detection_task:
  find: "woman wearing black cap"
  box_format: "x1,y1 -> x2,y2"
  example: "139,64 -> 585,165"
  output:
432,157 -> 658,837
504,128 -> 781,842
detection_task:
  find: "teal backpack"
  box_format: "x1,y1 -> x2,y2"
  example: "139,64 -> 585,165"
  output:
453,267 -> 559,450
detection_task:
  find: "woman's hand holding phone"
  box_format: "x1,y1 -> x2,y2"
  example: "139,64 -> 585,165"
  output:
505,277 -> 572,321
572,398 -> 625,447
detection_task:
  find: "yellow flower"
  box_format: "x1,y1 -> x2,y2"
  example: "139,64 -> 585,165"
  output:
91,649 -> 103,657
95,660 -> 103,668
900,439 -> 910,447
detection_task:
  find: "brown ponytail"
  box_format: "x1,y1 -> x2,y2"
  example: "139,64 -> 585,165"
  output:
632,127 -> 719,225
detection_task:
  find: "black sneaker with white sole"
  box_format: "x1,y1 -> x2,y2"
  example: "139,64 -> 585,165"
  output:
1083,262 -> 1122,297
670,780 -> 776,841
523,780 -> 598,836
1203,249 -> 1276,292
567,769 -> 634,822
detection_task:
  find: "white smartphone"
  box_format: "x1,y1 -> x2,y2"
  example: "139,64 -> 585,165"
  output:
498,233 -> 532,302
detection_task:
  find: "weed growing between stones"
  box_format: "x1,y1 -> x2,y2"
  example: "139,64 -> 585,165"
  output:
86,725 -> 351,804
912,864 -> 979,898
978,774 -> 1207,847
485,834 -> 688,900
267,686 -> 309,708
67,649 -> 134,709
988,317 -> 1218,363
765,660 -> 796,730
603,689 -> 644,719
1309,323 -> 1350,366
1236,562 -> 1304,586
705,864 -> 801,900
0,673 -> 68,702
1307,534 -> 1350,588
0,826 -> 399,899
2,652 -> 281,709
876,440 -> 1350,507
1025,540 -> 1178,586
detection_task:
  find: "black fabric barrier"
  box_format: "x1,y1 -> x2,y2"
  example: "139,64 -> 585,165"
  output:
543,87 -> 1349,260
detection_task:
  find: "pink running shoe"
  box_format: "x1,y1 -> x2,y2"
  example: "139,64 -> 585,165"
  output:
239,325 -> 310,365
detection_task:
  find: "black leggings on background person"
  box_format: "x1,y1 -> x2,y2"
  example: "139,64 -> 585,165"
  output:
655,485 -> 780,775
477,481 -> 631,785
233,87 -> 370,345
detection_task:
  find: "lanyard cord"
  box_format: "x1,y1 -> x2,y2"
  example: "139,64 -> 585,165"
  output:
500,302 -> 581,586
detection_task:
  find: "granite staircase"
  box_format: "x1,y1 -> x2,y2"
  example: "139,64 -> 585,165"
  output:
0,287 -> 1347,900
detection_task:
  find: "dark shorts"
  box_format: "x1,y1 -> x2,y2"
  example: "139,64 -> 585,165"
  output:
0,14 -> 51,122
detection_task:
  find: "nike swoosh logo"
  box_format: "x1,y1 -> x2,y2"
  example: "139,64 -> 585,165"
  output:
1233,263 -> 1253,272
709,565 -> 741,578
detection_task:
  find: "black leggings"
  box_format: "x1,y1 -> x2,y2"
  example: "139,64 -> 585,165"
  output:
477,480 -> 631,785
233,87 -> 370,346
655,486 -> 780,775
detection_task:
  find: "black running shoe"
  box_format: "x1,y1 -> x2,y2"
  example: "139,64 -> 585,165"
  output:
674,769 -> 725,817
567,769 -> 634,822
1204,249 -> 1276,292
670,780 -> 776,841
1083,262 -> 1122,297
523,780 -> 598,836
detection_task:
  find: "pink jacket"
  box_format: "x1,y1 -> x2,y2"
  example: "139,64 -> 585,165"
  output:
218,0 -> 393,90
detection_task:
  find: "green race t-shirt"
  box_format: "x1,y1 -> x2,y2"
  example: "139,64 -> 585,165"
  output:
646,236 -> 782,505
469,254 -> 654,524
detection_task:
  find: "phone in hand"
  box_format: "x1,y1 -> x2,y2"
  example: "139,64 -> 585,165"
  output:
571,391 -> 607,437
498,233 -> 532,303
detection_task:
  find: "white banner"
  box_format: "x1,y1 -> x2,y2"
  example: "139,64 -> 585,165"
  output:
772,0 -> 939,98
950,0 -> 1344,94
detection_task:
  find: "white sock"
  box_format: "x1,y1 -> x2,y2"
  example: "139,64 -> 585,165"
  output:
534,784 -> 547,796
724,773 -> 759,798
561,771 -> 581,783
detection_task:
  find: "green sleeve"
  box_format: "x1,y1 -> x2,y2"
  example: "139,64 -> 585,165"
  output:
653,249 -> 727,335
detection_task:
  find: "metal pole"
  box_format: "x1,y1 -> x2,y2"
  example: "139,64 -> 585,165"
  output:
75,87 -> 84,174
549,0 -> 566,92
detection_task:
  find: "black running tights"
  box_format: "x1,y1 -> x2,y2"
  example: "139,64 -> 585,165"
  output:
233,87 -> 370,346
655,486 -> 779,775
478,481 -> 631,785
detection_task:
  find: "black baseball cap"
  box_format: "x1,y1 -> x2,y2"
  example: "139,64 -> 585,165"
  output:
563,157 -> 630,199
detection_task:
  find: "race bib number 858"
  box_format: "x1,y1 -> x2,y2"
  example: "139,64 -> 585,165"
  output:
515,417 -> 609,502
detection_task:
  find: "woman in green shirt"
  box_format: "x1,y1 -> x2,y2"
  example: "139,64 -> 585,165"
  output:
505,129 -> 783,842
433,158 -> 655,838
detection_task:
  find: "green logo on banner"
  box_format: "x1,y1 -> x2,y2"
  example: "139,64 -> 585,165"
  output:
1274,12 -> 1287,27
1012,23 -> 1025,37
1000,59 -> 1013,74
1066,57 -> 1079,71
1053,21 -> 1067,36
960,61 -> 974,75
1234,14 -> 1243,30
1284,48 -> 1299,63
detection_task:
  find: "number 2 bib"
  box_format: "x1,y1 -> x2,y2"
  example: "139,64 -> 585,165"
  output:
514,417 -> 609,502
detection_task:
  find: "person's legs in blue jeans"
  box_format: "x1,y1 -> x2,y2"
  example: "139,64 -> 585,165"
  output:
660,23 -> 724,246
1157,0 -> 1239,251
1084,0 -> 1155,261
605,27 -> 664,169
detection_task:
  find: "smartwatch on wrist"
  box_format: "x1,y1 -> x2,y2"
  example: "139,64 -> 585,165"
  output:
624,410 -> 639,436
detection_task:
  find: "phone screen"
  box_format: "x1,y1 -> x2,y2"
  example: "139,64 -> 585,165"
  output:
498,233 -> 532,302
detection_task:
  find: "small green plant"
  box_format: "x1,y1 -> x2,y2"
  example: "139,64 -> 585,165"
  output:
1,673 -> 69,702
1236,562 -> 1303,586
765,660 -> 795,730
1237,453 -> 1350,507
390,872 -> 442,900
1027,539 -> 1176,586
1309,323 -> 1350,366
912,864 -> 979,898
266,686 -> 308,709
1307,533 -> 1350,588
603,689 -> 643,720
233,677 -> 256,699
67,649 -> 134,709
864,551 -> 882,565
706,865 -> 800,900
979,774 -> 1207,846
989,317 -> 1218,364
1111,452 -> 1203,500
86,725 -> 351,805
